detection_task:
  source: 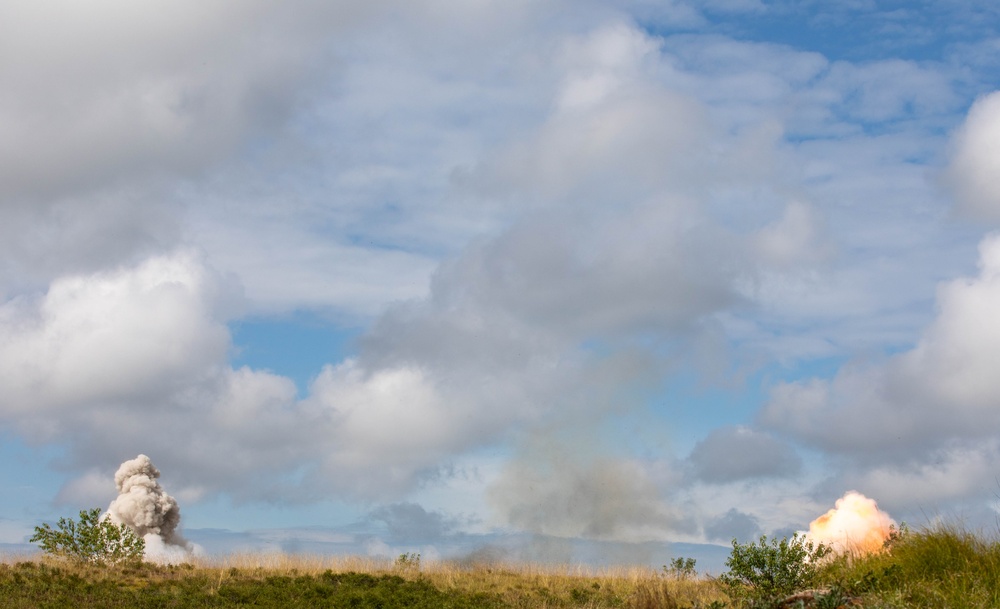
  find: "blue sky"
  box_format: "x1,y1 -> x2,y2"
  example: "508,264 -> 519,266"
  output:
2,0 -> 1000,572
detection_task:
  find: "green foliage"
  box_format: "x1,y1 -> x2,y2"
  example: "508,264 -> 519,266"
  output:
717,533 -> 831,607
0,563 -> 503,609
30,507 -> 145,566
395,551 -> 421,571
664,557 -> 697,579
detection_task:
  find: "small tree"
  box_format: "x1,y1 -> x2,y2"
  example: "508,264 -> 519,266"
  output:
665,556 -> 697,579
717,533 -> 831,606
394,552 -> 421,571
31,508 -> 145,566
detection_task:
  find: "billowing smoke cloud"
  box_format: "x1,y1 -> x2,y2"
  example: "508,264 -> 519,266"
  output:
804,491 -> 895,556
488,440 -> 691,543
106,454 -> 196,563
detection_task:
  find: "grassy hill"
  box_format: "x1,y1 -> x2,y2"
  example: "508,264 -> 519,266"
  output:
4,523 -> 1000,608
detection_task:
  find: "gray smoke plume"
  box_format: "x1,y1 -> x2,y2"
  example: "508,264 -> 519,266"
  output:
106,454 -> 195,563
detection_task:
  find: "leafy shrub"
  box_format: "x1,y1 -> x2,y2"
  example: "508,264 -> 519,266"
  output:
30,507 -> 145,566
717,533 -> 831,606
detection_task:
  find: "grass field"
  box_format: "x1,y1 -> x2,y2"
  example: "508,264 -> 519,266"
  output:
4,523 -> 1000,608
0,553 -> 723,608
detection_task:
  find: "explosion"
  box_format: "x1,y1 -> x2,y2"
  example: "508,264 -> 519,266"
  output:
106,454 -> 196,563
805,491 -> 895,556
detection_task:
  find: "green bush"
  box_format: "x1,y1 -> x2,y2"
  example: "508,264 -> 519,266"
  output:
717,533 -> 831,606
30,507 -> 145,566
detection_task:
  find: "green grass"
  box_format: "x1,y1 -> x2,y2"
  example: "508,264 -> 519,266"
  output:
0,561 -> 503,608
824,523 -> 1000,608
0,556 -> 725,609
6,523 -> 1000,608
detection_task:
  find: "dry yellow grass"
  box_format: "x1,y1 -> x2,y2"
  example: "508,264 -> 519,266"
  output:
190,553 -> 726,607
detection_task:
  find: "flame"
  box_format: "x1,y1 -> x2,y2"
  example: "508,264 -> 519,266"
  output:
805,491 -> 895,556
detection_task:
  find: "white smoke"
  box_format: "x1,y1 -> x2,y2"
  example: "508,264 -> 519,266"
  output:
106,454 -> 198,564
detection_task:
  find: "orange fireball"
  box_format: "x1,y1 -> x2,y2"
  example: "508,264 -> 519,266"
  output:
805,491 -> 895,556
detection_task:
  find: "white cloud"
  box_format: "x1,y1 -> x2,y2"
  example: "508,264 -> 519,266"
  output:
687,426 -> 802,483
752,201 -> 833,269
306,361 -> 481,498
704,508 -> 762,543
368,502 -> 458,544
0,251 -> 233,430
0,0 -> 383,299
186,218 -> 437,318
463,23 -> 715,208
819,59 -> 959,123
947,91 -> 1000,221
54,469 -> 117,508
0,250 -> 589,504
3,0 -> 999,545
760,233 -> 1000,461
672,471 -> 832,541
830,441 -> 1000,515
0,255 -> 308,502
0,0 -> 371,203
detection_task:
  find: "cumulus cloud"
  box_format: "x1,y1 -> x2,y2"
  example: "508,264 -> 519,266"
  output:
752,202 -> 833,269
948,91 -> 1000,221
0,247 -> 638,504
824,441 -> 1000,515
687,426 -> 802,483
333,21 -> 834,527
0,252 -> 310,498
0,0 -> 422,308
369,502 -> 458,544
0,251 -> 423,501
327,20 -> 825,522
409,207 -> 741,343
704,508 -> 762,543
0,239 -> 624,507
0,250 -> 233,433
306,360 -> 500,499
472,25 -> 713,208
0,3 -> 247,293
0,0 -> 372,203
760,234 -> 1000,509
3,0 -> 993,548
55,469 -> 117,508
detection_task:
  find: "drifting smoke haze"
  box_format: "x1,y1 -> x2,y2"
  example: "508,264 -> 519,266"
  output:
804,491 -> 896,556
106,455 -> 196,564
